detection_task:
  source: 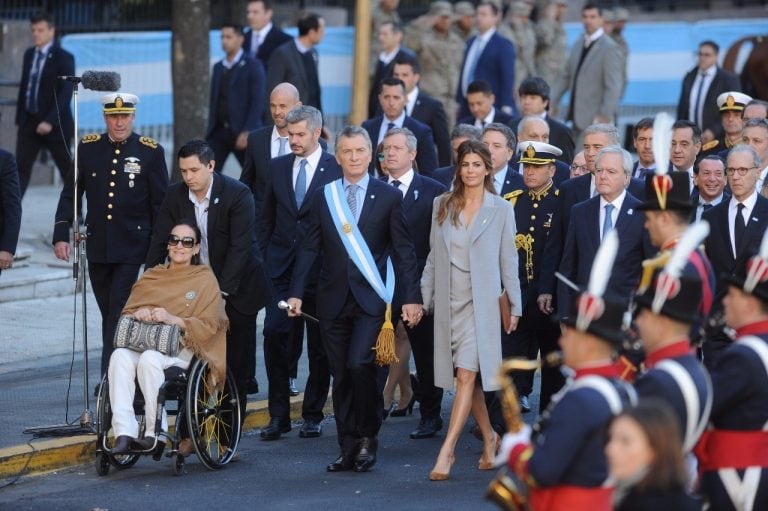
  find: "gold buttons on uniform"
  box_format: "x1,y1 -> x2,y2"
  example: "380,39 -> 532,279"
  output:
109,192 -> 114,197
108,204 -> 113,209
107,214 -> 112,220
112,159 -> 118,164
110,182 -> 115,187
111,170 -> 116,175
531,215 -> 536,220
529,226 -> 535,232
533,203 -> 539,209
115,149 -> 120,155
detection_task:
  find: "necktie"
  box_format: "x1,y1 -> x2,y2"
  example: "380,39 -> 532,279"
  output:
464,39 -> 482,92
637,168 -> 652,178
27,50 -> 43,113
701,203 -> 713,212
481,120 -> 487,129
346,184 -> 358,219
391,179 -> 401,188
251,32 -> 261,56
693,72 -> 707,128
734,203 -> 746,253
278,137 -> 288,156
602,204 -> 614,241
387,122 -> 395,132
295,159 -> 307,207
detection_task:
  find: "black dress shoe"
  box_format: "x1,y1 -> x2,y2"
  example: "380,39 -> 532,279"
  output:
247,378 -> 259,395
260,417 -> 291,440
519,395 -> 531,413
299,419 -> 322,438
354,437 -> 377,472
410,417 -> 444,439
132,436 -> 157,451
112,435 -> 132,454
327,453 -> 355,472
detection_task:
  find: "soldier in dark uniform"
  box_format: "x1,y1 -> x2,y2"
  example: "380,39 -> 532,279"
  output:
697,230 -> 768,511
700,91 -> 752,158
53,93 -> 169,382
498,230 -> 636,511
505,141 -> 564,414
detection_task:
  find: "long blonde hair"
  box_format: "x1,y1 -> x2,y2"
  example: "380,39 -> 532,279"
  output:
437,139 -> 496,226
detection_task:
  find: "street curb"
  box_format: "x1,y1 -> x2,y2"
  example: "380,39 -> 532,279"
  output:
0,395 -> 308,480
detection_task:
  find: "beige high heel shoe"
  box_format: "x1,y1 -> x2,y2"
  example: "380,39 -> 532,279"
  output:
478,432 -> 500,470
429,453 -> 456,481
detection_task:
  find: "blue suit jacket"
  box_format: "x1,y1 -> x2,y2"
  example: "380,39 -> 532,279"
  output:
432,165 -> 454,188
259,151 -> 342,280
290,178 -> 422,318
0,150 -> 21,264
15,45 -> 74,136
557,192 -> 651,316
499,166 -> 526,196
411,92 -> 452,167
456,32 -> 517,118
361,115 -> 438,177
207,54 -> 266,136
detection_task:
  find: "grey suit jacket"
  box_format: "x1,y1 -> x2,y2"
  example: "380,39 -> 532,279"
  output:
421,192 -> 522,392
553,34 -> 623,131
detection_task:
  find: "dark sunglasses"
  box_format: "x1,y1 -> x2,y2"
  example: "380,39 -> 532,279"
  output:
167,234 -> 196,248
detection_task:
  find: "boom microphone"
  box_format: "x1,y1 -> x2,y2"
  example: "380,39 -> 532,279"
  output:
59,71 -> 121,91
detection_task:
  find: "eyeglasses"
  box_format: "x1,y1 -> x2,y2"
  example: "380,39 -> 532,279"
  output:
724,166 -> 757,176
570,164 -> 587,172
167,234 -> 196,248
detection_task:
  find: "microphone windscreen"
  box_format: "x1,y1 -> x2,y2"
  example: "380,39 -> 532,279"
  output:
81,71 -> 121,92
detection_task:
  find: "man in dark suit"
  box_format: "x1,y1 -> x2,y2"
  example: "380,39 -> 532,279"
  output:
15,11 -> 74,197
509,76 -> 575,164
362,77 -> 438,176
432,123 -> 481,188
509,116 -> 570,185
482,123 -> 525,198
692,154 -> 729,222
457,80 -> 513,128
146,139 -> 271,420
379,127 -> 447,439
259,106 -> 341,441
242,0 -> 291,68
367,22 -> 415,119
558,146 -> 652,316
630,117 -> 657,178
54,94 -> 169,381
267,13 -> 325,115
456,1 -> 516,120
676,40 -> 741,144
703,145 -> 768,368
286,126 -> 422,473
392,54 -> 452,167
0,150 -> 21,276
206,24 -> 265,173
671,120 -> 703,195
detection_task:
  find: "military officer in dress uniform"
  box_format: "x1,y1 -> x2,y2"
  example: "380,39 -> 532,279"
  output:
505,141 -> 564,414
498,231 -> 637,511
696,229 -> 768,511
53,93 -> 169,382
700,91 -> 752,158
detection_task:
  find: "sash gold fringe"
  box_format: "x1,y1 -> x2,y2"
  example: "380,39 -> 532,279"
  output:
375,303 -> 398,366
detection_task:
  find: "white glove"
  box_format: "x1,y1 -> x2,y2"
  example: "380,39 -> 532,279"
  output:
493,424 -> 532,468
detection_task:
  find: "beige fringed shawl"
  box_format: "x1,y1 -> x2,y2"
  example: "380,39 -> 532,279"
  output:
122,264 -> 228,388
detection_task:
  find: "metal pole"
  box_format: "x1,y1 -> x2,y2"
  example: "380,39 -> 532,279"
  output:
349,0 -> 371,125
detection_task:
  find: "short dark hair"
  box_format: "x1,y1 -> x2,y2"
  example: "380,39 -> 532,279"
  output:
393,53 -> 421,75
298,13 -> 323,37
30,11 -> 54,26
379,77 -> 406,94
672,119 -> 702,145
178,139 -> 216,166
633,117 -> 654,139
694,154 -> 725,175
467,80 -> 494,96
518,76 -> 550,101
380,20 -> 403,34
583,2 -> 602,15
248,0 -> 273,9
483,122 -> 517,151
477,1 -> 500,16
699,40 -> 719,54
221,23 -> 244,35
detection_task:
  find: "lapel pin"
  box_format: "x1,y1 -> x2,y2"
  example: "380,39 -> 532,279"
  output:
214,197 -> 220,205
753,217 -> 759,222
627,208 -> 633,215
414,190 -> 419,201
370,195 -> 375,199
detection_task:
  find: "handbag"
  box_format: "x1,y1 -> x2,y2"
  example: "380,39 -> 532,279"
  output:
113,315 -> 181,357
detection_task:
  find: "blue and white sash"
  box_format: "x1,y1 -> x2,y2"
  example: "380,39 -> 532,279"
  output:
324,179 -> 395,306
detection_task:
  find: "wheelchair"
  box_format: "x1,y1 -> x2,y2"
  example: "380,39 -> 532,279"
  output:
94,358 -> 242,476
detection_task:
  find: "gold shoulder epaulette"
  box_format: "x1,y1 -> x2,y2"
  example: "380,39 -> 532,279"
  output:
81,133 -> 101,144
139,136 -> 158,149
702,139 -> 719,152
503,189 -> 524,206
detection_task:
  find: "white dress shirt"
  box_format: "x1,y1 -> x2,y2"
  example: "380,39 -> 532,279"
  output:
599,190 -> 626,237
250,22 -> 273,55
493,166 -> 507,195
388,168 -> 414,198
689,65 -> 716,128
728,191 -> 758,257
406,87 -> 419,117
270,125 -> 289,158
475,107 -> 496,129
188,180 -> 213,264
695,192 -> 724,222
461,28 -> 495,95
292,144 -> 323,194
377,110 -> 406,144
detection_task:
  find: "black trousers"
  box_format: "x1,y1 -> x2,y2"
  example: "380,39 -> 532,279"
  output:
263,277 -> 329,421
320,295 -> 383,456
16,116 -> 72,197
225,300 -> 257,423
288,318 -> 303,379
88,262 -> 141,377
206,124 -> 245,173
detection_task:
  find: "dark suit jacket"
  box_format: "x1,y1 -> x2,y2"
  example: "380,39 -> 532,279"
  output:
456,33 -> 517,118
290,178 -> 422,318
509,153 -> 571,186
259,150 -> 342,280
15,45 -> 74,136
362,115 -> 438,176
243,25 -> 292,68
676,66 -> 741,137
267,40 -> 322,112
0,149 -> 21,263
457,108 -> 514,127
207,54 -> 265,137
146,173 -> 271,315
703,195 -> 768,301
411,92 -> 452,167
432,165 -> 455,188
508,114 -> 575,164
498,165 -> 526,196
368,47 -> 416,118
558,192 -> 651,316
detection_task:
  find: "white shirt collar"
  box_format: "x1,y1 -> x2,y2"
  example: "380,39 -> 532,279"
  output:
406,87 -> 419,116
477,27 -> 495,44
389,168 -> 414,188
700,192 -> 724,206
294,144 -> 323,170
699,64 -> 716,77
600,188 -> 627,212
271,125 -> 283,143
222,48 -> 243,68
584,27 -> 604,45
379,47 -> 400,65
188,178 -> 213,206
254,22 -> 273,39
384,109 -> 406,125
730,190 -> 758,211
36,41 -> 53,55
294,38 -> 310,53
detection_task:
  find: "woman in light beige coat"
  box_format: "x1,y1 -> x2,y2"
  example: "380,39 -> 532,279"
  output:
421,140 -> 522,480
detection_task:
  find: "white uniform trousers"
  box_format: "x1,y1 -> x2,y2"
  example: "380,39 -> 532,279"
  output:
108,347 -> 192,438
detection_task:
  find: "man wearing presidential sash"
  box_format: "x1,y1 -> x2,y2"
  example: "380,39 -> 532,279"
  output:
287,125 -> 423,473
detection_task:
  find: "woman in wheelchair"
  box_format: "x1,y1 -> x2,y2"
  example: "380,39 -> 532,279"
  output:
109,220 -> 228,455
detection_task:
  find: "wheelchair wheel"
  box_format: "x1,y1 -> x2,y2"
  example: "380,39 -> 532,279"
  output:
94,375 -> 140,474
185,359 -> 242,470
